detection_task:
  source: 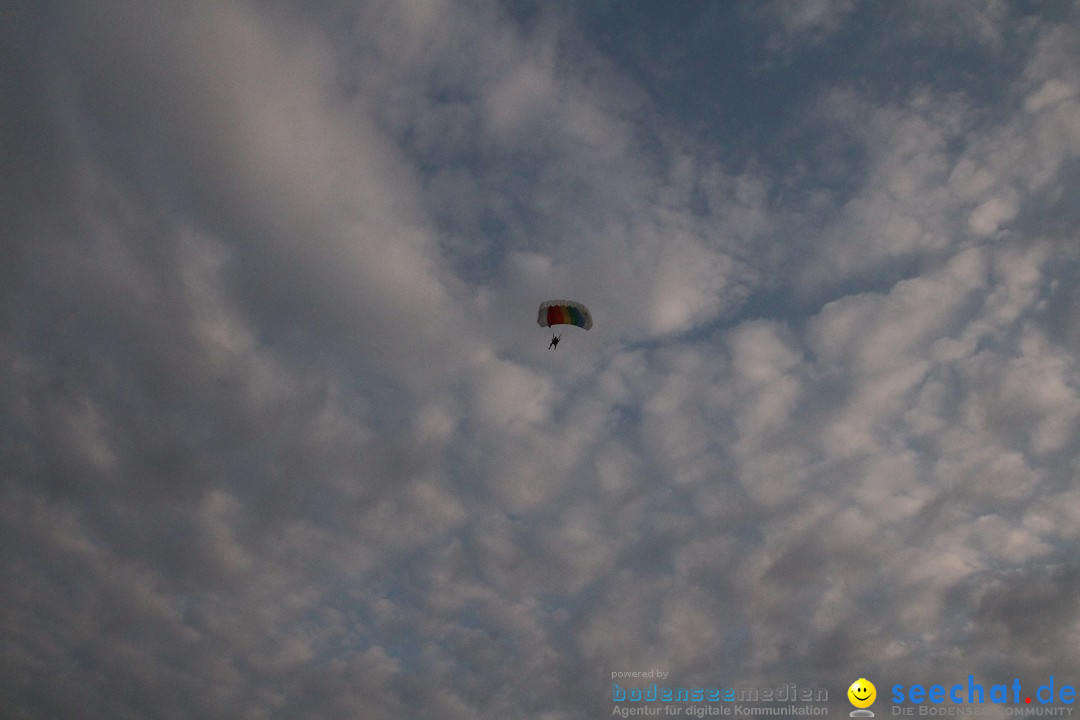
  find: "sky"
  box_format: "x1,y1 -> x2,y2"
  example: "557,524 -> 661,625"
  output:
2,1 -> 1080,718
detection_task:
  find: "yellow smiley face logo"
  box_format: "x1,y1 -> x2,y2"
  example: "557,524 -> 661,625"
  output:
848,678 -> 876,708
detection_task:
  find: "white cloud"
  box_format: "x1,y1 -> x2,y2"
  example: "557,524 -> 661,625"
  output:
4,1 -> 1080,717
760,0 -> 857,55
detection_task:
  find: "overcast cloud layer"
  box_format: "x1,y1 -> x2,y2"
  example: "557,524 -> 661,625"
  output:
3,1 -> 1080,718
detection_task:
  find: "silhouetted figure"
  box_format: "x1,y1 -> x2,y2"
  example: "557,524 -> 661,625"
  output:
548,334 -> 561,349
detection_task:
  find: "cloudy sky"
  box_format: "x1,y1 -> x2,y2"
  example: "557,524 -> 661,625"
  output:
3,1 -> 1080,718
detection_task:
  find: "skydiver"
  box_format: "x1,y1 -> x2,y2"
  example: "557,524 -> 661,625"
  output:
548,334 -> 561,349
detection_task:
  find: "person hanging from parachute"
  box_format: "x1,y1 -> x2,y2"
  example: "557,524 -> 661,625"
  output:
537,300 -> 592,348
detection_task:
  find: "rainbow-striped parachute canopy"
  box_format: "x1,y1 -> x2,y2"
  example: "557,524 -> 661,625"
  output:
537,300 -> 593,330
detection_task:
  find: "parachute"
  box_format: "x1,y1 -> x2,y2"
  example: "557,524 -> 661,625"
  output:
537,300 -> 593,330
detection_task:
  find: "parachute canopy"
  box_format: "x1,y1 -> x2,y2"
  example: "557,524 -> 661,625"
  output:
537,300 -> 593,330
